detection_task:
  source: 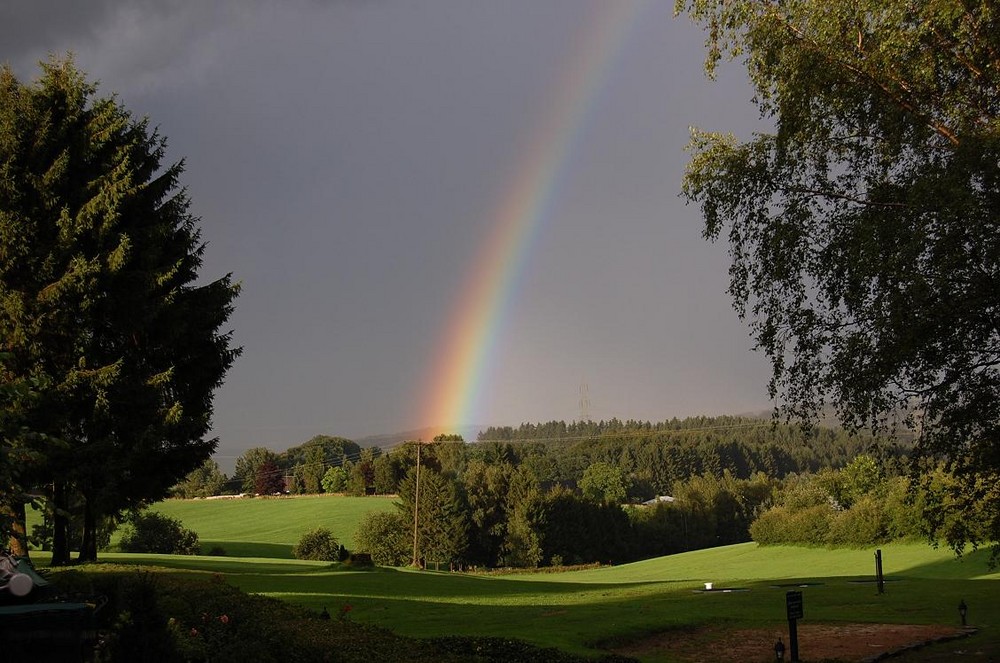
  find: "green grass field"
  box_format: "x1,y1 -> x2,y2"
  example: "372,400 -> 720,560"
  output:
36,541 -> 999,662
26,496 -> 1000,661
27,493 -> 398,557
149,494 -> 398,556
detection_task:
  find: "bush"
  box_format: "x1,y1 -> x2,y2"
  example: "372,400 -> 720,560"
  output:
353,511 -> 410,566
883,476 -> 924,540
292,527 -> 340,561
346,552 -> 374,568
748,506 -> 790,545
827,495 -> 889,546
785,504 -> 836,545
749,503 -> 836,546
119,511 -> 200,555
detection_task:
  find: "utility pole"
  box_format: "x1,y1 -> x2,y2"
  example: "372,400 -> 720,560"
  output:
411,441 -> 422,567
579,380 -> 592,423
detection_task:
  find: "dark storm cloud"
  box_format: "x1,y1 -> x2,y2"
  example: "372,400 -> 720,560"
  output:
4,1 -> 773,467
3,0 -> 118,57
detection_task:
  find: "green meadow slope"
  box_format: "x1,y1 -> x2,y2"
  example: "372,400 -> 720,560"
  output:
25,495 -> 1000,660
69,541 -> 998,661
148,494 -> 398,556
25,494 -> 398,558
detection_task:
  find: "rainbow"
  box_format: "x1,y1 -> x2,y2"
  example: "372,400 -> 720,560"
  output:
417,1 -> 651,436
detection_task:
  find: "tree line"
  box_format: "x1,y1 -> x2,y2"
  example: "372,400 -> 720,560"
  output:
180,416 -> 902,502
168,417 -> 916,569
348,436 -> 951,569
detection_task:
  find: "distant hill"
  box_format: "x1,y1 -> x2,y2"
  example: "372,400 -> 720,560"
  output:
355,424 -> 488,451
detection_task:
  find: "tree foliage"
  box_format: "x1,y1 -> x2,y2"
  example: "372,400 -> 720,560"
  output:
676,0 -> 1000,549
0,355 -> 49,554
321,465 -> 349,494
0,59 -> 239,561
279,435 -> 359,472
119,510 -> 200,555
346,447 -> 380,496
579,461 -> 628,505
291,527 -> 341,561
297,445 -> 326,494
254,458 -> 285,496
234,447 -> 277,494
397,467 -> 469,567
353,511 -> 410,567
242,418 -> 912,568
172,459 -> 228,499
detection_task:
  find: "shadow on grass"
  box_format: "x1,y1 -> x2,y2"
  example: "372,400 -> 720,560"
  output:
200,540 -> 294,559
895,546 -> 999,580
95,553 -> 323,576
44,555 -> 1000,660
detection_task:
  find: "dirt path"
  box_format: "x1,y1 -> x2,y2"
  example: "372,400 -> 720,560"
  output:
612,623 -> 972,662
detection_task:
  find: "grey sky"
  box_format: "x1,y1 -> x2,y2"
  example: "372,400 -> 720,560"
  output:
4,0 -> 772,466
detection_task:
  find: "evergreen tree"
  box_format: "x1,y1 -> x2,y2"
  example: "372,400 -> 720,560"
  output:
0,356 -> 48,556
0,59 -> 239,561
397,467 -> 469,567
300,445 -> 326,494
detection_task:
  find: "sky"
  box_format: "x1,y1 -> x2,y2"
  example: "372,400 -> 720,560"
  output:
4,0 -> 773,467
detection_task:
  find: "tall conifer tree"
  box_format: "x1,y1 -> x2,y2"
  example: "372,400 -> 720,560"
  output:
0,59 -> 240,561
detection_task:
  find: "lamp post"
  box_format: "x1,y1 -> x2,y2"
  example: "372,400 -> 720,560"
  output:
774,637 -> 785,661
959,599 -> 967,627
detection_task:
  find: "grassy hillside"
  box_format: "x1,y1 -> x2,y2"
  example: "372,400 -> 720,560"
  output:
26,494 -> 398,558
149,494 -> 397,556
44,541 -> 998,661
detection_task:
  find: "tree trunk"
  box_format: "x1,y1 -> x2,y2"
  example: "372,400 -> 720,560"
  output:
5,502 -> 29,558
50,481 -> 71,566
77,495 -> 97,562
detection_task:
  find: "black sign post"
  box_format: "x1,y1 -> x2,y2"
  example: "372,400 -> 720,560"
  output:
875,549 -> 885,594
785,591 -> 803,662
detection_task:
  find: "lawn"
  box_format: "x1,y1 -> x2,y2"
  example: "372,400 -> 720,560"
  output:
27,493 -> 398,557
149,494 -> 398,555
38,541 -> 1000,662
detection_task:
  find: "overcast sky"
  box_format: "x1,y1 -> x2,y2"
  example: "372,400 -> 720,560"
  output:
4,0 -> 773,465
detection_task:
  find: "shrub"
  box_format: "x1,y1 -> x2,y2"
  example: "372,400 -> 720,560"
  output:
785,504 -> 836,544
119,511 -> 200,555
749,503 -> 836,546
883,476 -> 924,540
353,511 -> 410,566
748,505 -> 789,545
827,495 -> 889,546
292,527 -> 340,561
781,473 -> 836,510
346,552 -> 374,568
